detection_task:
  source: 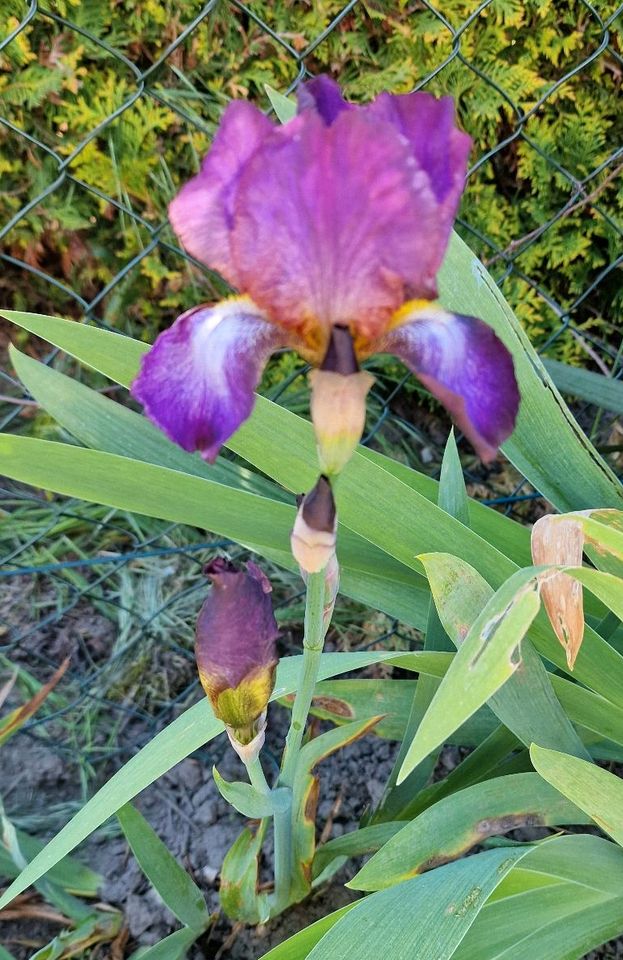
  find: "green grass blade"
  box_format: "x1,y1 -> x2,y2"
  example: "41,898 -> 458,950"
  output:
264,84 -> 297,122
9,345 -> 286,502
128,927 -> 199,960
0,830 -> 100,896
420,553 -> 589,759
376,431 -> 468,819
567,567 -> 623,619
397,567 -> 543,783
259,904 -> 356,959
117,803 -> 209,932
0,432 -> 430,628
455,836 -> 623,960
438,429 -> 470,523
312,823 -> 403,882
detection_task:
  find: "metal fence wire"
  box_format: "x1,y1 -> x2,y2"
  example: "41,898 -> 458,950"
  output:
0,1 -> 622,777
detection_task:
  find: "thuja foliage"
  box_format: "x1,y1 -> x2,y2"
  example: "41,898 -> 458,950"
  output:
1,0 -> 622,360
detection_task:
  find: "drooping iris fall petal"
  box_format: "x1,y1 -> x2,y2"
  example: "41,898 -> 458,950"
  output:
131,298 -> 286,462
380,305 -> 520,462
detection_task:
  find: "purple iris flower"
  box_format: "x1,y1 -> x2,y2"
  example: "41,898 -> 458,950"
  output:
132,76 -> 519,463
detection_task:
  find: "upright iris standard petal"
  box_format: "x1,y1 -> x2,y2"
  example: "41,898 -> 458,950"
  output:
297,74 -> 351,125
368,92 -> 472,296
380,304 -> 520,462
168,101 -> 273,287
196,559 -> 279,742
131,298 -> 286,462
231,108 -> 440,342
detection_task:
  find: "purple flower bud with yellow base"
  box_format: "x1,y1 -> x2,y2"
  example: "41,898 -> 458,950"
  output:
291,476 -> 337,574
196,559 -> 279,748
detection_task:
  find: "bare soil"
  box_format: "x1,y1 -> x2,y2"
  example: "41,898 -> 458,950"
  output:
2,582 -> 623,959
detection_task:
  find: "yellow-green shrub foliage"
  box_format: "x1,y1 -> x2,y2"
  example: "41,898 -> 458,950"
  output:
1,0 -> 621,362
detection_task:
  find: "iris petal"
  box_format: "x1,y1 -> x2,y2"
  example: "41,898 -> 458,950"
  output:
168,102 -> 273,286
297,74 -> 351,125
369,92 -> 472,287
131,299 -> 286,462
167,78 -> 474,342
381,304 -> 519,461
232,109 -> 432,340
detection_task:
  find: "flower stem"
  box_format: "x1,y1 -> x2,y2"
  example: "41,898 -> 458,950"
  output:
280,569 -> 327,788
268,569 -> 328,913
271,787 -> 293,914
244,753 -> 292,915
244,754 -> 271,795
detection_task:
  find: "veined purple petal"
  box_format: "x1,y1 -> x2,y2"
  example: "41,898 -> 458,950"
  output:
381,305 -> 519,461
368,91 -> 472,283
369,92 -> 471,203
232,108 -> 437,343
196,559 -> 279,695
167,77 -> 473,348
297,75 -> 351,125
131,298 -> 285,462
168,102 -> 273,286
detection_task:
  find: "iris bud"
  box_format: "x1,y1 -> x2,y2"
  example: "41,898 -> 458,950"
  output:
195,559 -> 279,746
310,326 -> 374,476
290,475 -> 337,574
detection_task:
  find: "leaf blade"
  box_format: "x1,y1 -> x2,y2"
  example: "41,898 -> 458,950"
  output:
117,803 -> 209,932
531,744 -> 623,846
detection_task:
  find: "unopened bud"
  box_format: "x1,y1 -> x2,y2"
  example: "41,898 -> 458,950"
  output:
290,475 -> 337,574
531,515 -> 585,669
195,559 -> 279,743
310,326 -> 374,476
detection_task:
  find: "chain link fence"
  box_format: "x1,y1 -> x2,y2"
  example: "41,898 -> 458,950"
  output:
0,1 -> 622,781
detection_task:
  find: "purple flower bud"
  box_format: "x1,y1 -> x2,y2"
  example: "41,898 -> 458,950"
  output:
291,475 -> 337,574
195,559 -> 279,743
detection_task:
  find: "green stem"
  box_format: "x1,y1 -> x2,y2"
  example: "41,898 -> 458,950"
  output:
244,753 -> 271,795
280,569 -> 327,788
245,752 -> 293,914
268,568 -> 328,912
271,787 -> 293,914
